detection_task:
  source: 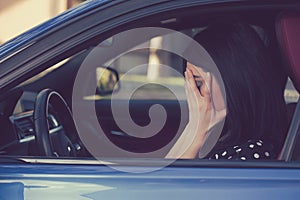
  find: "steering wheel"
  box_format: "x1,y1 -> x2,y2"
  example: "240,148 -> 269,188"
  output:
33,89 -> 82,157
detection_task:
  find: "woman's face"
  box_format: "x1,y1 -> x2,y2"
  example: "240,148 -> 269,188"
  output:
186,62 -> 226,111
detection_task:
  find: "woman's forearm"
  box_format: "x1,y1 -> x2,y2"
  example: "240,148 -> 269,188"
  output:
166,122 -> 206,159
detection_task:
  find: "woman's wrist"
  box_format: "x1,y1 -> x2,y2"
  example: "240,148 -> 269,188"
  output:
179,131 -> 206,159
166,122 -> 206,159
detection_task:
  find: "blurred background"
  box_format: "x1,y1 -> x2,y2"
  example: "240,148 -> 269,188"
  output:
0,0 -> 298,102
0,0 -> 86,44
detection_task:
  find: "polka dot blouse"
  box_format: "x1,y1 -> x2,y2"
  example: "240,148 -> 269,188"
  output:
208,139 -> 277,160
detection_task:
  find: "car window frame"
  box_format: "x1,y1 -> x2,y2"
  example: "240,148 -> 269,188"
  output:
279,100 -> 300,161
1,0 -> 300,168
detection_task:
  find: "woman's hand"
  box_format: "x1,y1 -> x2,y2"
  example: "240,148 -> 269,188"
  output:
185,67 -> 212,144
166,63 -> 226,159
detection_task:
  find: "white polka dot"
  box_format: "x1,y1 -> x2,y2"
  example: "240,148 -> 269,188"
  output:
228,156 -> 232,160
241,157 -> 246,160
236,148 -> 242,152
259,140 -> 263,143
256,142 -> 262,146
249,144 -> 254,149
233,145 -> 239,149
254,153 -> 260,159
265,152 -> 270,157
222,151 -> 227,156
215,154 -> 219,159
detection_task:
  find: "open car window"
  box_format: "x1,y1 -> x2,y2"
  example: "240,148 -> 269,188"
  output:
0,2 -> 300,169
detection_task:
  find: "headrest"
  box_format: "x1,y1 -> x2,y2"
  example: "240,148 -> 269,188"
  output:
276,11 -> 300,91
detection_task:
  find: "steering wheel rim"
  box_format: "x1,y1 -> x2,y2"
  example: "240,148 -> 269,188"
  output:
33,89 -> 79,157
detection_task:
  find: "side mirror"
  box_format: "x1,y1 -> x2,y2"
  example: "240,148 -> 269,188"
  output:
96,67 -> 120,96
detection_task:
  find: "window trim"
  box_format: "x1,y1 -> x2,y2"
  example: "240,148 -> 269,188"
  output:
9,156 -> 300,169
279,100 -> 300,161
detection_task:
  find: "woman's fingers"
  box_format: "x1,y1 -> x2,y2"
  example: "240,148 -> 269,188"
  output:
186,68 -> 211,105
186,69 -> 199,95
184,72 -> 197,111
201,72 -> 212,104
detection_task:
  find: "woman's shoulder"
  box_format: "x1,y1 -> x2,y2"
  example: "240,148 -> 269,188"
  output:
207,139 -> 277,160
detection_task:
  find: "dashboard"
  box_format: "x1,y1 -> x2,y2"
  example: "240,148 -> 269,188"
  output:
0,91 -> 62,156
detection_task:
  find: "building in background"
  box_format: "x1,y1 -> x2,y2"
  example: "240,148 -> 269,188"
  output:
0,0 -> 183,89
0,0 -> 85,44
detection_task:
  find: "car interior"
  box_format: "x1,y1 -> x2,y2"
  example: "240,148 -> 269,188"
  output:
276,11 -> 300,161
0,6 -> 300,163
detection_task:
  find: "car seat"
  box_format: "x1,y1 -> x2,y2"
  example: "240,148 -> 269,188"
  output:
276,11 -> 300,161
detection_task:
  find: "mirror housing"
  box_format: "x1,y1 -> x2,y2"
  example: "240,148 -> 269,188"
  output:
96,67 -> 120,96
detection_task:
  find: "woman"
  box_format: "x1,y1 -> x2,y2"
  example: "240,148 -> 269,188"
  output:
167,21 -> 288,160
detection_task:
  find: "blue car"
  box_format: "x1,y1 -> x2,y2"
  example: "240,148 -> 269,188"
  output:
1,0 -> 300,199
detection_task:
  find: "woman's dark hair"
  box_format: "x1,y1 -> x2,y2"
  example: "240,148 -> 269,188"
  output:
194,21 -> 288,154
